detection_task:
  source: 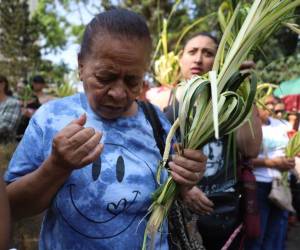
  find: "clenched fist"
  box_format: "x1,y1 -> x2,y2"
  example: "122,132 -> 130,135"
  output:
169,148 -> 207,188
49,114 -> 103,172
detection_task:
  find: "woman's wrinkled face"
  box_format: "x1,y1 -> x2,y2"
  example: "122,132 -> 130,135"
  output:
179,35 -> 217,80
78,34 -> 150,120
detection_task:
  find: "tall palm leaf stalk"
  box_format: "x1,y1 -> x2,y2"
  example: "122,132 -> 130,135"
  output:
153,0 -> 181,87
142,0 -> 300,249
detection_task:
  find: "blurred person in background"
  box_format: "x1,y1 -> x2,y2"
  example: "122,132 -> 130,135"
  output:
274,101 -> 287,120
286,108 -> 300,227
287,109 -> 300,132
245,101 -> 295,250
31,75 -> 54,105
0,75 -> 21,144
17,75 -> 54,140
261,95 -> 277,114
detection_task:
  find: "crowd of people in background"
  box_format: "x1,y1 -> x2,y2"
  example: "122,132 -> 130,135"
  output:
0,7 -> 299,250
0,74 -> 55,144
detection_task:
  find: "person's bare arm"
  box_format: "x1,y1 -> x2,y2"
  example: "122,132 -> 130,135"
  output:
7,157 -> 72,220
0,178 -> 10,250
6,114 -> 103,220
252,157 -> 295,171
236,105 -> 262,158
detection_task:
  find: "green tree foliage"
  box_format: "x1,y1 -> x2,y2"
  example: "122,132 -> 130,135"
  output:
255,6 -> 300,62
103,0 -> 191,47
36,60 -> 70,85
32,0 -> 68,54
49,0 -> 192,49
2,0 -> 297,87
256,55 -> 300,84
253,7 -> 300,84
191,0 -> 299,84
0,0 -> 41,86
53,0 -> 101,44
0,0 -> 71,88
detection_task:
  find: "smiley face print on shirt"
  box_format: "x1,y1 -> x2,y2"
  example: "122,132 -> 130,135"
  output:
55,142 -> 158,239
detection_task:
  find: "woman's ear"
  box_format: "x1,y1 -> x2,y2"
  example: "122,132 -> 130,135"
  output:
77,54 -> 84,81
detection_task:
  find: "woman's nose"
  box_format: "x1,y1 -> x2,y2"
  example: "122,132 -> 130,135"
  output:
108,80 -> 127,100
195,51 -> 203,63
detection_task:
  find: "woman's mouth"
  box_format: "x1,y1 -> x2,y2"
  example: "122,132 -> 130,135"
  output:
101,105 -> 124,113
190,67 -> 203,75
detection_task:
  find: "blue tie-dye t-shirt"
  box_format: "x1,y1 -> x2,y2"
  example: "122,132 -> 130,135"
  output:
5,93 -> 171,250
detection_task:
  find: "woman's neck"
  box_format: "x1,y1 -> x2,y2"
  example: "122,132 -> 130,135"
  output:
0,91 -> 7,102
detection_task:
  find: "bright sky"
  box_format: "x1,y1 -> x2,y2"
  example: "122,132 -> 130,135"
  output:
43,43 -> 80,70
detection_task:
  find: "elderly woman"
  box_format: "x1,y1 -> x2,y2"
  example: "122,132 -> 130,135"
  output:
0,75 -> 21,144
5,9 -> 206,250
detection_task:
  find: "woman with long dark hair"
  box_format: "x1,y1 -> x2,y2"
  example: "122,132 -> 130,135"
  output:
165,33 -> 262,250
